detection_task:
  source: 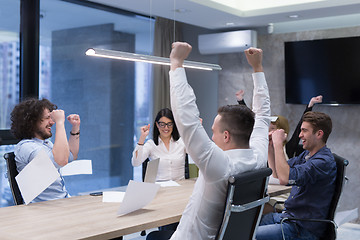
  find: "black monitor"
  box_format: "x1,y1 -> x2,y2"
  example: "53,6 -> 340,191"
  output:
285,36 -> 360,105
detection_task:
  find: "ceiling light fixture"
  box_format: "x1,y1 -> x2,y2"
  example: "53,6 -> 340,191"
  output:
85,48 -> 222,71
86,0 -> 221,71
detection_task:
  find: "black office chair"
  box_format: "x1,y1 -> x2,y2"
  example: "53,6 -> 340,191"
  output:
4,152 -> 24,205
142,154 -> 190,181
280,153 -> 349,240
216,167 -> 272,240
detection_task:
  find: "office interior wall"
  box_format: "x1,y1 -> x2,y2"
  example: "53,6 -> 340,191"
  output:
218,26 -> 360,223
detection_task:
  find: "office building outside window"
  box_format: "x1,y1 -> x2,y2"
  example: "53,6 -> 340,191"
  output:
0,0 -> 154,207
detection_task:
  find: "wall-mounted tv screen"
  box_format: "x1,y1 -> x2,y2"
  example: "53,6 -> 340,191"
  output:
285,36 -> 360,105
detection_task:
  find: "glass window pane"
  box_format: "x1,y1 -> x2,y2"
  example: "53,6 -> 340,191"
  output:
39,0 -> 153,195
0,0 -> 19,207
0,0 -> 20,130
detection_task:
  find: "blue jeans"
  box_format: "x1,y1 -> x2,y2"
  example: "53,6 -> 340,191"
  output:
256,213 -> 319,240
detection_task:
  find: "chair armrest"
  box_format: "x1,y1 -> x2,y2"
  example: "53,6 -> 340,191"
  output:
280,217 -> 338,240
231,195 -> 270,213
281,217 -> 337,225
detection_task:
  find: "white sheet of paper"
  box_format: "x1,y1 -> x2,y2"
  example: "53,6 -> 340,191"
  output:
15,149 -> 60,205
60,160 -> 92,176
268,175 -> 280,185
155,180 -> 180,187
117,180 -> 160,216
102,191 -> 125,203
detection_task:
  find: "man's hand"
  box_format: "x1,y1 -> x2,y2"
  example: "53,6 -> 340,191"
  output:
170,42 -> 192,71
271,129 -> 287,147
50,110 -> 65,124
67,114 -> 81,127
309,95 -> 323,108
244,47 -> 263,73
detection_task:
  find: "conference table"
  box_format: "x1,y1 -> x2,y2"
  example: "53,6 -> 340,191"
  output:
0,179 -> 291,240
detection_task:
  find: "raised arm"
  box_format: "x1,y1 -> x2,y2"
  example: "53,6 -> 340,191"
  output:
51,110 -> 70,166
236,89 -> 246,106
169,42 -> 227,181
131,124 -> 151,166
67,114 -> 80,160
286,95 -> 322,157
272,129 -> 290,184
245,48 -> 271,169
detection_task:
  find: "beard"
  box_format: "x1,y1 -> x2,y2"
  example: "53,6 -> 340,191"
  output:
35,127 -> 52,140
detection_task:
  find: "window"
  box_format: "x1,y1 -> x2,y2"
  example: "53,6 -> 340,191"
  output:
39,0 -> 154,195
0,0 -> 154,207
0,0 -> 20,207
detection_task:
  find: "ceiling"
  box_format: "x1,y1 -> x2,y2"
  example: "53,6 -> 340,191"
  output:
88,0 -> 360,33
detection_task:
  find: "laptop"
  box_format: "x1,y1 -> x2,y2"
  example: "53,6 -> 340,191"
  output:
144,158 -> 160,183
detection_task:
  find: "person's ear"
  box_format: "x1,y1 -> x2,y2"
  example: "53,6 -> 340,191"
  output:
316,130 -> 324,139
224,130 -> 230,143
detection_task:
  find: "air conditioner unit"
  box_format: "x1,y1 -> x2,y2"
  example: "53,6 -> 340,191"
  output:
198,30 -> 257,55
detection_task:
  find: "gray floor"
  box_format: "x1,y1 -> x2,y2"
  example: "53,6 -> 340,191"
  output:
123,223 -> 360,240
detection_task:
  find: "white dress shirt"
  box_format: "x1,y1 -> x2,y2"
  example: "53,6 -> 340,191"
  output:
131,137 -> 186,181
169,68 -> 270,240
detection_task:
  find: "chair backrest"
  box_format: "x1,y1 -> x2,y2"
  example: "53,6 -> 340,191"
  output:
3,152 -> 24,205
321,153 -> 349,240
216,168 -> 272,240
142,154 -> 190,181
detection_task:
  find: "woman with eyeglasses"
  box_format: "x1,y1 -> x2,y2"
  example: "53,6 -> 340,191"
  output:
131,108 -> 186,181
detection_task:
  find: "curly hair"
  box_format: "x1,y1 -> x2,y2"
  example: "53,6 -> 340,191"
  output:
10,98 -> 57,140
153,108 -> 180,145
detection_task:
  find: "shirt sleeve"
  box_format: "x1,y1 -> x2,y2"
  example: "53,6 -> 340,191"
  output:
131,141 -> 152,167
15,141 -> 41,172
15,140 -> 66,170
170,68 -> 229,182
288,152 -> 334,186
249,72 -> 271,169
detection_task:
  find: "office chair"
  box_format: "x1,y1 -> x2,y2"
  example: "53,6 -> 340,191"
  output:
280,153 -> 349,240
142,154 -> 190,181
4,152 -> 24,205
216,167 -> 272,240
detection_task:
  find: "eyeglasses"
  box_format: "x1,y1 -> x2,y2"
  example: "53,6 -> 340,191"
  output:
157,121 -> 174,128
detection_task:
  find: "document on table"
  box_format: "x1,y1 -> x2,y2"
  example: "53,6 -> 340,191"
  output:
15,149 -> 60,205
60,160 -> 92,176
156,180 -> 180,187
117,180 -> 160,216
103,191 -> 126,203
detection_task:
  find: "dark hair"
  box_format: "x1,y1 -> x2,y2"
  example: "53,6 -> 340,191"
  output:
10,98 -> 57,140
153,108 -> 180,145
302,111 -> 332,143
217,105 -> 255,146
